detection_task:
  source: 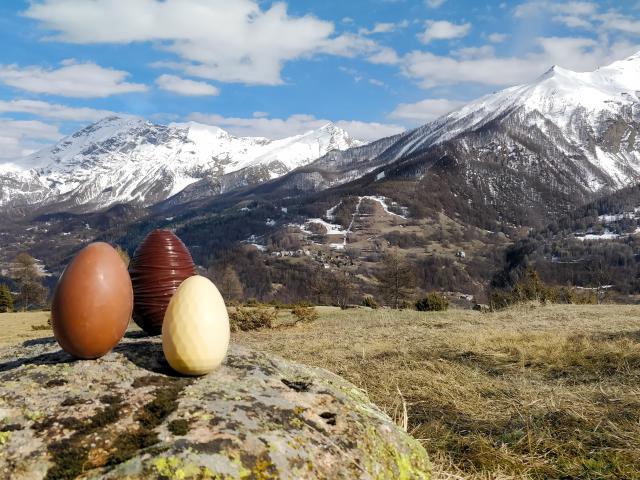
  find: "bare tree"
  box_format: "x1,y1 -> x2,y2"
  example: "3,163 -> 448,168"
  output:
376,249 -> 415,309
12,253 -> 47,310
327,271 -> 353,309
210,265 -> 244,303
587,257 -> 613,304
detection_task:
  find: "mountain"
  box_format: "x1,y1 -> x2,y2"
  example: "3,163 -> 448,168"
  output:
2,53 -> 640,305
264,52 -> 640,226
0,116 -> 362,212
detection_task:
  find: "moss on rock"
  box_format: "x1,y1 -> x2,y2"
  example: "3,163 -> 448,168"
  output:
0,337 -> 430,479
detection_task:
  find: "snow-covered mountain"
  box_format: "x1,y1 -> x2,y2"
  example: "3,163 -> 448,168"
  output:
384,51 -> 640,188
0,116 -> 362,211
3,52 -> 639,221
273,52 -> 640,218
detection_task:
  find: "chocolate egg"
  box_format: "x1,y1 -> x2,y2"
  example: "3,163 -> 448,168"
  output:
162,275 -> 230,375
129,229 -> 196,335
52,242 -> 133,359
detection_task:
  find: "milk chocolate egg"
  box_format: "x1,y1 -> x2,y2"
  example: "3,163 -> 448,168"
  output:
129,229 -> 196,335
52,242 -> 133,359
162,275 -> 230,376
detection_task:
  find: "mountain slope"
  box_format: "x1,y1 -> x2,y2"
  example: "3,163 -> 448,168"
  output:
0,116 -> 362,212
241,52 -> 640,226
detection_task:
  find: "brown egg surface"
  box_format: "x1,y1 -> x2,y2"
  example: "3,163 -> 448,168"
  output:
52,242 -> 133,359
129,229 -> 196,335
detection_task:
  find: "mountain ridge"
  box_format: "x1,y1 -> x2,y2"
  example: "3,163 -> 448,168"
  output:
0,116 -> 363,212
252,51 -> 640,221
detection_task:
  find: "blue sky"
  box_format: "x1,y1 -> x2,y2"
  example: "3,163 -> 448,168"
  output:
0,0 -> 639,158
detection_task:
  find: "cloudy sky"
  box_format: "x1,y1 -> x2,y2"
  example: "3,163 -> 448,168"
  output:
1,0 -> 639,158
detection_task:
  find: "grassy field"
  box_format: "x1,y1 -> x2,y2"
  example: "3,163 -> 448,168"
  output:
2,304 -> 639,479
236,305 -> 640,480
0,311 -> 55,347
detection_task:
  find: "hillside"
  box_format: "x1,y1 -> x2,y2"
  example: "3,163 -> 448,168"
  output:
242,52 -> 640,229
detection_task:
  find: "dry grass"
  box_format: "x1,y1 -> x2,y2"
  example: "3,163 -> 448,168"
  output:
0,311 -> 51,347
3,304 -> 639,479
0,311 -> 143,347
235,304 -> 640,480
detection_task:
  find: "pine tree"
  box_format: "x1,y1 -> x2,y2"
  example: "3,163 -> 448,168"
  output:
0,284 -> 13,313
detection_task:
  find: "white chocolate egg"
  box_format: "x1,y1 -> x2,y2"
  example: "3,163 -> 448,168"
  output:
162,275 -> 230,375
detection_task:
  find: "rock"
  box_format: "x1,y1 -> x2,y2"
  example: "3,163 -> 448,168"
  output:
473,304 -> 490,312
0,335 -> 430,479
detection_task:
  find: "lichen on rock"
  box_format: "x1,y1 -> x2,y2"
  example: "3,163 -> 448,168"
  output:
0,335 -> 430,479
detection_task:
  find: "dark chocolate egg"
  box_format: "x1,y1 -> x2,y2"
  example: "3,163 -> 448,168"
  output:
52,242 -> 133,359
129,229 -> 196,335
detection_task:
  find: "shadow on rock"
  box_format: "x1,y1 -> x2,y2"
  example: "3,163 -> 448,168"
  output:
113,340 -> 179,376
22,337 -> 57,347
0,349 -> 75,373
124,330 -> 153,339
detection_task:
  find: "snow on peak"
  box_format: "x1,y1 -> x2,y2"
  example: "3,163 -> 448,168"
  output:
619,50 -> 640,63
170,121 -> 231,139
0,116 -> 366,210
428,53 -> 640,136
386,53 -> 640,189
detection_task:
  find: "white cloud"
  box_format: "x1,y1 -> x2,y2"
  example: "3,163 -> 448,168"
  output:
359,20 -> 409,35
597,12 -> 640,35
187,112 -> 404,142
155,74 -> 219,96
454,45 -> 495,59
402,36 -> 640,88
403,51 -> 541,88
514,1 -> 640,34
0,60 -> 147,98
514,1 -> 598,19
419,20 -> 471,43
0,99 -> 115,122
552,14 -> 592,29
390,98 -> 465,124
0,119 -> 62,159
339,66 -> 364,83
425,0 -> 446,8
537,36 -> 640,70
25,0 -> 390,86
335,120 -> 405,142
488,33 -> 508,43
319,33 -> 381,59
367,47 -> 401,65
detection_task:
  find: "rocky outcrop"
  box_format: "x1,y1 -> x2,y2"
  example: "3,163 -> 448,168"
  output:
0,334 -> 430,479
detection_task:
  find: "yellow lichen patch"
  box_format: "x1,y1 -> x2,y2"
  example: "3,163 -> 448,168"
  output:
23,409 -> 43,421
152,456 -> 221,479
359,425 -> 430,479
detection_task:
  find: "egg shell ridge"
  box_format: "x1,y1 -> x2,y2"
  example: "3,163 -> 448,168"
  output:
129,229 -> 196,335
